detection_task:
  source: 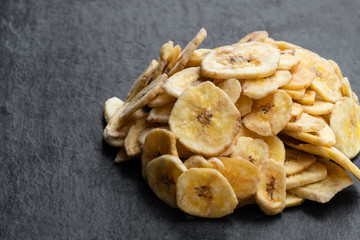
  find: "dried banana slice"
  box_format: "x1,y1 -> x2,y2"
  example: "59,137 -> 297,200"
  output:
264,37 -> 302,51
141,128 -> 178,179
290,103 -> 303,122
103,129 -> 126,147
163,67 -> 201,98
147,102 -> 174,123
230,137 -> 269,166
104,97 -> 124,123
341,77 -> 352,98
295,89 -> 316,105
282,122 -> 336,147
201,41 -> 280,79
168,28 -> 207,76
242,70 -> 292,99
152,41 -> 174,80
184,155 -> 212,169
164,45 -> 182,74
176,141 -> 194,159
235,94 -> 253,117
278,50 -> 300,70
124,117 -> 148,157
169,81 -> 241,157
137,125 -> 169,145
286,162 -> 327,189
284,88 -> 306,100
285,192 -> 305,208
282,62 -> 315,90
295,48 -> 342,103
146,155 -> 187,208
216,157 -> 260,199
217,78 -> 242,103
114,148 -> 130,163
148,93 -> 176,108
176,168 -> 238,218
282,137 -> 360,181
106,74 -> 167,138
186,49 -> 212,67
330,97 -> 360,159
255,158 -> 286,215
328,59 -> 343,80
301,100 -> 334,115
126,59 -> 159,102
237,196 -> 256,208
243,90 -> 292,136
284,148 -> 316,176
208,157 -> 225,172
239,31 -> 269,43
284,112 -> 325,132
289,161 -> 353,203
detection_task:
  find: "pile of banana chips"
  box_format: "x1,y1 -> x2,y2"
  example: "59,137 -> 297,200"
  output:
103,29 -> 360,218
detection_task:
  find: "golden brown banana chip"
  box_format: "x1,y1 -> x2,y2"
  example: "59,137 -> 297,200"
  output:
235,94 -> 253,117
282,137 -> 360,181
340,77 -> 352,98
239,31 -> 269,43
104,97 -> 124,123
163,67 -> 201,98
176,168 -> 238,218
169,81 -> 241,157
330,97 -> 360,159
284,148 -> 316,176
106,74 -> 167,138
295,49 -> 342,103
278,50 -> 300,70
284,112 -> 325,132
137,125 -> 169,146
184,155 -> 212,169
164,45 -> 182,74
301,100 -> 334,115
328,59 -> 343,80
295,89 -> 316,106
208,157 -> 225,172
147,93 -> 176,108
243,90 -> 292,136
114,148 -> 130,163
141,128 -> 178,179
237,195 -> 256,208
126,59 -> 159,102
284,88 -> 306,100
290,103 -> 303,122
217,78 -> 242,103
151,41 -> 174,80
230,137 -> 269,166
282,61 -> 315,90
168,28 -> 207,76
286,162 -> 327,189
242,70 -> 292,99
176,141 -> 194,159
186,49 -> 212,67
124,117 -> 148,157
147,102 -> 175,123
264,37 -> 302,51
285,192 -> 305,208
289,161 -> 353,203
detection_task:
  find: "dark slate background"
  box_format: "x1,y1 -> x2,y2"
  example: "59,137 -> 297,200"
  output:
1,0 -> 360,239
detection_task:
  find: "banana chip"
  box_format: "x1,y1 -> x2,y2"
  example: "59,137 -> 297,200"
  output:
296,89 -> 316,106
184,155 -> 212,169
282,62 -> 315,90
286,162 -> 327,189
163,67 -> 201,98
285,192 -> 305,208
301,100 -> 334,115
230,137 -> 269,166
104,97 -> 124,123
278,50 -> 300,70
235,94 -> 253,117
186,49 -> 212,67
284,148 -> 316,176
217,78 -> 242,103
239,31 -> 269,43
147,102 -> 174,123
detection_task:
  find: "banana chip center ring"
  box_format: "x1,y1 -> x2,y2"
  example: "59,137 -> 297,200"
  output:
102,28 -> 360,218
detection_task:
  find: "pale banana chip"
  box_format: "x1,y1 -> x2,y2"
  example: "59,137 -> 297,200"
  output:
146,155 -> 187,208
147,93 -> 176,108
104,97 -> 124,123
239,31 -> 269,43
284,148 -> 316,176
284,112 -> 325,132
328,59 -> 343,80
217,78 -> 242,103
184,155 -> 212,169
243,90 -> 292,136
103,124 -> 131,146
264,37 -> 302,51
164,45 -> 182,74
137,125 -> 169,146
124,117 -> 148,157
290,103 -> 303,122
278,50 -> 300,70
141,128 -> 178,179
176,168 -> 238,218
285,192 -> 305,208
341,77 -> 352,98
147,102 -> 174,123
282,61 -> 315,90
230,137 -> 269,166
242,70 -> 292,99
168,28 -> 207,76
152,41 -> 174,80
208,157 -> 225,172
301,100 -> 334,115
295,48 -> 342,103
295,89 -> 316,105
169,81 -> 241,157
201,41 -> 280,79
330,97 -> 360,159
235,94 -> 253,117
163,67 -> 201,98
289,161 -> 353,203
286,162 -> 327,189
186,49 -> 212,67
284,88 -> 306,100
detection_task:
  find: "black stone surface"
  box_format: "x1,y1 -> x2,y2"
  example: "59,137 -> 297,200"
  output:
1,0 -> 360,239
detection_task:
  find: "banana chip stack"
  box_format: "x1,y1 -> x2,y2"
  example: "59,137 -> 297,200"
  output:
103,29 -> 360,218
